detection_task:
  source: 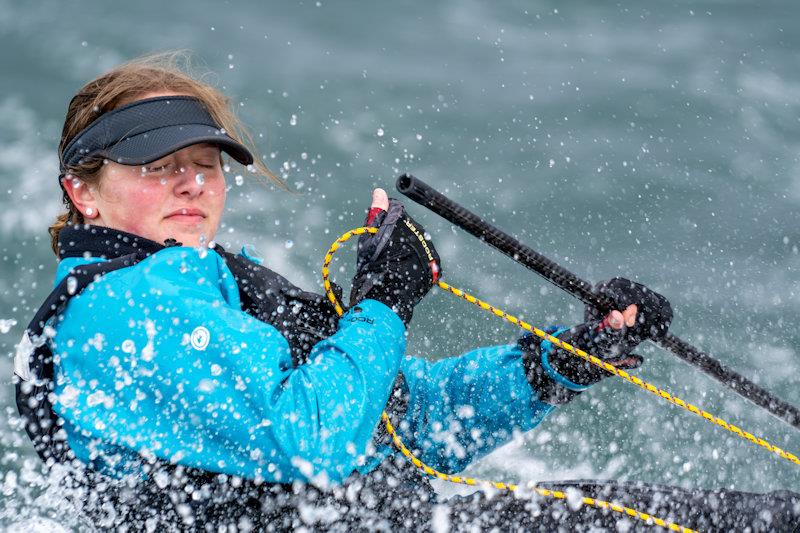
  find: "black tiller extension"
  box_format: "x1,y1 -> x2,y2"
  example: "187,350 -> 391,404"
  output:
396,173 -> 800,432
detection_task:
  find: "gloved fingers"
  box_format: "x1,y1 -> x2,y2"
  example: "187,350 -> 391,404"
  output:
368,199 -> 441,284
365,188 -> 389,226
366,209 -> 387,228
356,197 -> 404,267
605,309 -> 625,330
368,200 -> 405,244
588,277 -> 672,341
623,304 -> 637,327
596,304 -> 636,331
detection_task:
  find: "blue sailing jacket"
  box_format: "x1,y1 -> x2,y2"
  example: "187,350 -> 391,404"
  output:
50,243 -> 558,484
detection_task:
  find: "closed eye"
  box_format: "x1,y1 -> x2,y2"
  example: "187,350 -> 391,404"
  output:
142,163 -> 171,174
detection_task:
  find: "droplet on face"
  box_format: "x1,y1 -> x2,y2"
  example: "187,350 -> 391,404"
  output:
195,173 -> 205,185
197,235 -> 208,258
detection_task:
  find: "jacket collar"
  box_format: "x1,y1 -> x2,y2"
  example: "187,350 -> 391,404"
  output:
58,225 -> 169,260
58,225 -> 229,261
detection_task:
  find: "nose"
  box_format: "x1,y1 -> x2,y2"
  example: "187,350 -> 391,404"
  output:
172,164 -> 205,199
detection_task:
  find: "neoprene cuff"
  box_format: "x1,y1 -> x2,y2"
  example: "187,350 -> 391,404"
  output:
540,329 -> 590,392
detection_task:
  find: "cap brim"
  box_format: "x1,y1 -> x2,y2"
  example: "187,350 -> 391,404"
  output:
97,124 -> 254,167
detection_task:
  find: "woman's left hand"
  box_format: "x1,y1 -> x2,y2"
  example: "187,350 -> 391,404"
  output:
594,303 -> 641,368
543,277 -> 673,386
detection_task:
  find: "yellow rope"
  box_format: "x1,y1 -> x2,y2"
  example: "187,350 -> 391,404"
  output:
382,411 -> 692,532
436,279 -> 800,468
321,226 -> 795,531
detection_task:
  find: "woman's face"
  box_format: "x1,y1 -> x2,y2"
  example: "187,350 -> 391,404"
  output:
89,142 -> 227,248
64,91 -> 228,248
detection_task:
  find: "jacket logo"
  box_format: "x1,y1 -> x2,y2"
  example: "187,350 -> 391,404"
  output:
191,326 -> 210,351
346,316 -> 375,324
403,218 -> 435,263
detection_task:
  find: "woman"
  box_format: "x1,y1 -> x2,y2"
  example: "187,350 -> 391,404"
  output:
17,53 -> 790,532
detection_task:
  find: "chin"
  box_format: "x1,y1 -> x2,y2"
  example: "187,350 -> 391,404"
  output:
162,223 -> 215,248
175,234 -> 212,248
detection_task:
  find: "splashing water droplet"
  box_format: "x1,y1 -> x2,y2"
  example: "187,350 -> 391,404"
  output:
67,276 -> 77,295
0,319 -> 17,334
284,240 -> 294,249
376,128 -> 385,137
197,235 -> 208,258
235,175 -> 244,186
289,114 -> 298,126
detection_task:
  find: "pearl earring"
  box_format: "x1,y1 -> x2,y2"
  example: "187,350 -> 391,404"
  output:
86,207 -> 94,216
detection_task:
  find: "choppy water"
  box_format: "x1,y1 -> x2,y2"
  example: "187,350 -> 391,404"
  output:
1,0 -> 799,528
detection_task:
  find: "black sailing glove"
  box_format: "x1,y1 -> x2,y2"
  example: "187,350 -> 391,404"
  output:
350,199 -> 442,325
522,277 -> 672,404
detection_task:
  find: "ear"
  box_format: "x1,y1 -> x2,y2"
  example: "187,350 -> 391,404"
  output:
61,175 -> 100,219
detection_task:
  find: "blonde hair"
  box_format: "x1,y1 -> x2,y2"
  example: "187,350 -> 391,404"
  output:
50,50 -> 282,255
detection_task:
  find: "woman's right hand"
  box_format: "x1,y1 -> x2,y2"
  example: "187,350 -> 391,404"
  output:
349,188 -> 442,325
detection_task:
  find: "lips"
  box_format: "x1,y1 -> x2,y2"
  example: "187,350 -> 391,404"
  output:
165,208 -> 206,221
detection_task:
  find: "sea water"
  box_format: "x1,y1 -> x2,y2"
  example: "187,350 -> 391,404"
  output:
0,0 -> 798,527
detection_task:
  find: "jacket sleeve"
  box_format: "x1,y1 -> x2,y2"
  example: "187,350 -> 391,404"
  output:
51,248 -> 406,484
394,344 -> 555,474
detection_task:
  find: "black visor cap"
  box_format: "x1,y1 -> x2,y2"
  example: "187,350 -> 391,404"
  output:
60,95 -> 254,175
